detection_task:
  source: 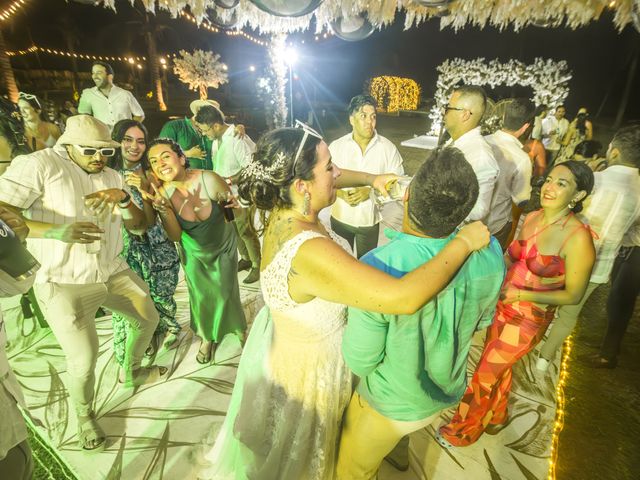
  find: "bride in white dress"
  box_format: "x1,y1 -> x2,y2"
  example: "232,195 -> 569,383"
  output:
200,126 -> 489,479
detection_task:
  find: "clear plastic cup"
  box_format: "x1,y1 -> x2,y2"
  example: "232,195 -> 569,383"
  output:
83,205 -> 105,254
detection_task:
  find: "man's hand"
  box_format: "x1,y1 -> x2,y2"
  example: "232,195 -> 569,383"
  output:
0,206 -> 29,242
345,187 -> 371,206
372,174 -> 400,198
44,222 -> 103,243
84,189 -> 127,215
455,221 -> 490,252
184,146 -> 206,159
233,124 -> 246,139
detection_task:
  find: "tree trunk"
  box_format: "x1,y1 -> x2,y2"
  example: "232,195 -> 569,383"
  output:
0,28 -> 19,103
199,84 -> 207,100
144,28 -> 167,112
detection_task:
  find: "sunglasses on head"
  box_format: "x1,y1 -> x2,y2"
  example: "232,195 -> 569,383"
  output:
72,144 -> 116,157
292,120 -> 323,173
18,92 -> 42,110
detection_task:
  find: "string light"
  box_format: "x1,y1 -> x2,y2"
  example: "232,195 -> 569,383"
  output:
547,335 -> 573,480
179,11 -> 268,47
5,45 -> 146,64
369,76 -> 421,113
0,0 -> 28,22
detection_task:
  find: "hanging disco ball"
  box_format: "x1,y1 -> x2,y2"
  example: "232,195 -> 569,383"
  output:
214,0 -> 240,8
330,14 -> 375,42
248,0 -> 322,17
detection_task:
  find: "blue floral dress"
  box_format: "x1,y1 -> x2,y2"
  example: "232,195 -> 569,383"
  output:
111,167 -> 181,366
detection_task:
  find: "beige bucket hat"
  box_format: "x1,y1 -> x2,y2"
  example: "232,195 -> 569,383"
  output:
189,99 -> 222,116
56,115 -> 120,147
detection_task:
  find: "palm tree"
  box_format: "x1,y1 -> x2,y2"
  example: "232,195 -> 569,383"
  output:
95,1 -> 173,111
0,27 -> 19,103
49,13 -> 82,95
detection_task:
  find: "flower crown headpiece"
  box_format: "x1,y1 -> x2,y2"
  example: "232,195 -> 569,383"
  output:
244,120 -> 323,182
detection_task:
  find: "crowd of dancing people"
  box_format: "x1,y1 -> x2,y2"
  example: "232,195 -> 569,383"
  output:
1,61 -> 639,480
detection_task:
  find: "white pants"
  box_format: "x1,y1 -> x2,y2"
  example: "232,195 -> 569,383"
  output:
34,269 -> 159,416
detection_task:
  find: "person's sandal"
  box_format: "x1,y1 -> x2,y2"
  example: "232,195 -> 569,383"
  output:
578,353 -> 618,369
77,414 -> 106,452
163,331 -> 180,350
196,340 -> 216,364
120,365 -> 168,388
434,429 -> 454,449
145,332 -> 164,357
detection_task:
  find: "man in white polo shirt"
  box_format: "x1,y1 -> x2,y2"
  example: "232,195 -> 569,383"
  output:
485,98 -> 535,249
0,115 -> 163,452
444,85 -> 500,225
194,105 -> 261,284
78,61 -> 144,131
330,94 -> 404,258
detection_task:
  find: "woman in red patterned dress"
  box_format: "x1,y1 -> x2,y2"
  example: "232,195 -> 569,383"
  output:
438,160 -> 596,447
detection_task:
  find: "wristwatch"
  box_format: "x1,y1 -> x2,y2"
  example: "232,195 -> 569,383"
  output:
118,189 -> 132,208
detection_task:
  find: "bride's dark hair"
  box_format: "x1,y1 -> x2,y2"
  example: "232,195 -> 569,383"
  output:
238,128 -> 321,227
238,128 -> 322,233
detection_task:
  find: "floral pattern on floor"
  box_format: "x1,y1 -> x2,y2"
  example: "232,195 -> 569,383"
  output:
3,228 -> 559,480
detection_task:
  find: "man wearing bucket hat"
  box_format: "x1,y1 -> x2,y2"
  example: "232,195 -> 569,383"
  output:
0,115 -> 165,452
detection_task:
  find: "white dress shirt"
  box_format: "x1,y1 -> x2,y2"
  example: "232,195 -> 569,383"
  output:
213,124 -> 255,178
580,165 -> 640,283
541,116 -> 569,152
452,127 -> 500,224
330,132 -> 404,227
0,268 -> 36,459
0,146 -> 129,284
485,130 -> 532,233
78,85 -> 144,130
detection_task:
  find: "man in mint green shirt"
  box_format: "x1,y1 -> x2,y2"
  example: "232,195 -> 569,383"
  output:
336,147 -> 505,479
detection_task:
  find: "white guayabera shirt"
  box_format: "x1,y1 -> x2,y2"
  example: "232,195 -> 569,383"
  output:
0,145 -> 129,284
330,132 -> 404,227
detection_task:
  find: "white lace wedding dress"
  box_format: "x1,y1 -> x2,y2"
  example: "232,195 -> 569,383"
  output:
200,230 -> 353,480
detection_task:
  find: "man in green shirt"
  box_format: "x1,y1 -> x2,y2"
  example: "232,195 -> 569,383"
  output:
158,99 -> 216,170
337,147 -> 505,479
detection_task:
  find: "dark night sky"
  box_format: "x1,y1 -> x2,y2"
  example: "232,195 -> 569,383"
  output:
4,0 -> 640,119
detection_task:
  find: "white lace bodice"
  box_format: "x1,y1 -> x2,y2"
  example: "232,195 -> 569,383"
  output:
261,230 -> 351,342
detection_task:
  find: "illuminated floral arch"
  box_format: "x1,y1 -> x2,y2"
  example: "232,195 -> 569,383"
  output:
369,76 -> 421,113
428,57 -> 571,134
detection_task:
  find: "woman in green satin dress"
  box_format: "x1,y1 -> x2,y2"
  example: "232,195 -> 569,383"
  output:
145,138 -> 246,363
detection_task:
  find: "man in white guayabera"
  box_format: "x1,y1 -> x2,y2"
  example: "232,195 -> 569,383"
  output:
0,115 -> 165,452
330,94 -> 404,258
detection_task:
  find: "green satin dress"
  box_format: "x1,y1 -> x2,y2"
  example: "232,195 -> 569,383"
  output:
177,203 -> 246,342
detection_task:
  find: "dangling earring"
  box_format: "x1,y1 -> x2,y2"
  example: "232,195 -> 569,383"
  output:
568,199 -> 576,210
303,191 -> 311,216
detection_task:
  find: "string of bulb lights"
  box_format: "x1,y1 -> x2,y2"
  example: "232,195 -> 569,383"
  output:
5,45 -> 147,63
547,335 -> 573,480
179,11 -> 268,47
0,0 -> 28,22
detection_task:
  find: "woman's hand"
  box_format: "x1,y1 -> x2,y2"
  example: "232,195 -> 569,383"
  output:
455,221 -> 490,252
125,170 -> 150,193
500,285 -> 522,304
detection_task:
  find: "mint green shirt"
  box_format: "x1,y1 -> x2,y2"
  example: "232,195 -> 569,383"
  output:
342,230 -> 505,421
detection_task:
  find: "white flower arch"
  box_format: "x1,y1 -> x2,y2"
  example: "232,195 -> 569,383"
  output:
428,57 -> 572,134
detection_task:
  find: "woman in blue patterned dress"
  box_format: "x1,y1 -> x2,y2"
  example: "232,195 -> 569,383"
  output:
109,120 -> 181,365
